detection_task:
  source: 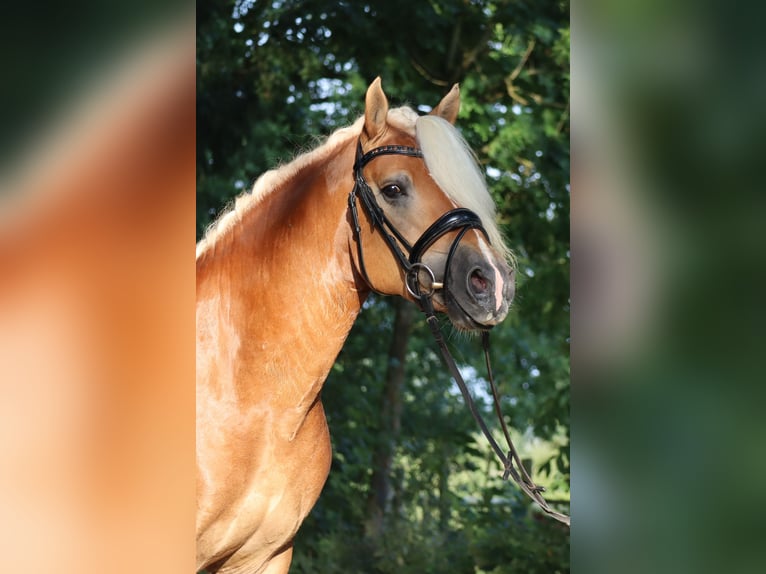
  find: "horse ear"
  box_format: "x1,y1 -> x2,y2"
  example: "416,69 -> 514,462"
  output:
431,83 -> 460,124
364,77 -> 389,141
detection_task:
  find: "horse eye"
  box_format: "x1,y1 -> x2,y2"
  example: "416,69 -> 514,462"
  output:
381,184 -> 403,199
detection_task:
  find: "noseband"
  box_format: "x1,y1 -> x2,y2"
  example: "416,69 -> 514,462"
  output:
348,140 -> 488,302
346,138 -> 570,526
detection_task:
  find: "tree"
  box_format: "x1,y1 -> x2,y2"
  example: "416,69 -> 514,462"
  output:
197,1 -> 569,571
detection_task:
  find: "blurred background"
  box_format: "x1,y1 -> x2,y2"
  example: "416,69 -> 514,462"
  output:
0,2 -> 195,573
197,1 -> 570,572
572,1 -> 766,573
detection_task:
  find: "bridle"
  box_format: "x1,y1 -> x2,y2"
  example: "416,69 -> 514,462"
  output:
348,141 -> 486,301
348,139 -> 571,526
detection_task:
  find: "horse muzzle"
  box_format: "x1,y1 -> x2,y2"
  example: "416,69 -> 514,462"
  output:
440,244 -> 515,330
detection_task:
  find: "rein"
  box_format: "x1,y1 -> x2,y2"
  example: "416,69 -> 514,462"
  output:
348,140 -> 571,527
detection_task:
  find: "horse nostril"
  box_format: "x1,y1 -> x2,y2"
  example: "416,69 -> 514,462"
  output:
470,269 -> 488,295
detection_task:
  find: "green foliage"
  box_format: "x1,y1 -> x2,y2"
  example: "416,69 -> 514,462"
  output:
468,503 -> 571,574
198,0 -> 569,571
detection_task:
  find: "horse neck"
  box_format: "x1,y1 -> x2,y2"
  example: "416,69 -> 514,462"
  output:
197,138 -> 367,405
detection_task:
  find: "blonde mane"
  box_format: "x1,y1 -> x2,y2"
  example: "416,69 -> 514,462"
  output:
196,118 -> 363,259
415,115 -> 513,263
197,107 -> 512,264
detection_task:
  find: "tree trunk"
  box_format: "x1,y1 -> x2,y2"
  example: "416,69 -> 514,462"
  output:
364,299 -> 415,541
438,450 -> 451,531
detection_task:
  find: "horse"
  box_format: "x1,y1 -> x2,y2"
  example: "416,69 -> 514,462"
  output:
196,77 -> 516,574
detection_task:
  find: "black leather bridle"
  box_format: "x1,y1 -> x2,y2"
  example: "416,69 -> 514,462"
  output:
347,139 -> 570,526
348,141 -> 488,302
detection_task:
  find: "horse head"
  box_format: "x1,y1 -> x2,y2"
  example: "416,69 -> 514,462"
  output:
350,78 -> 515,330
